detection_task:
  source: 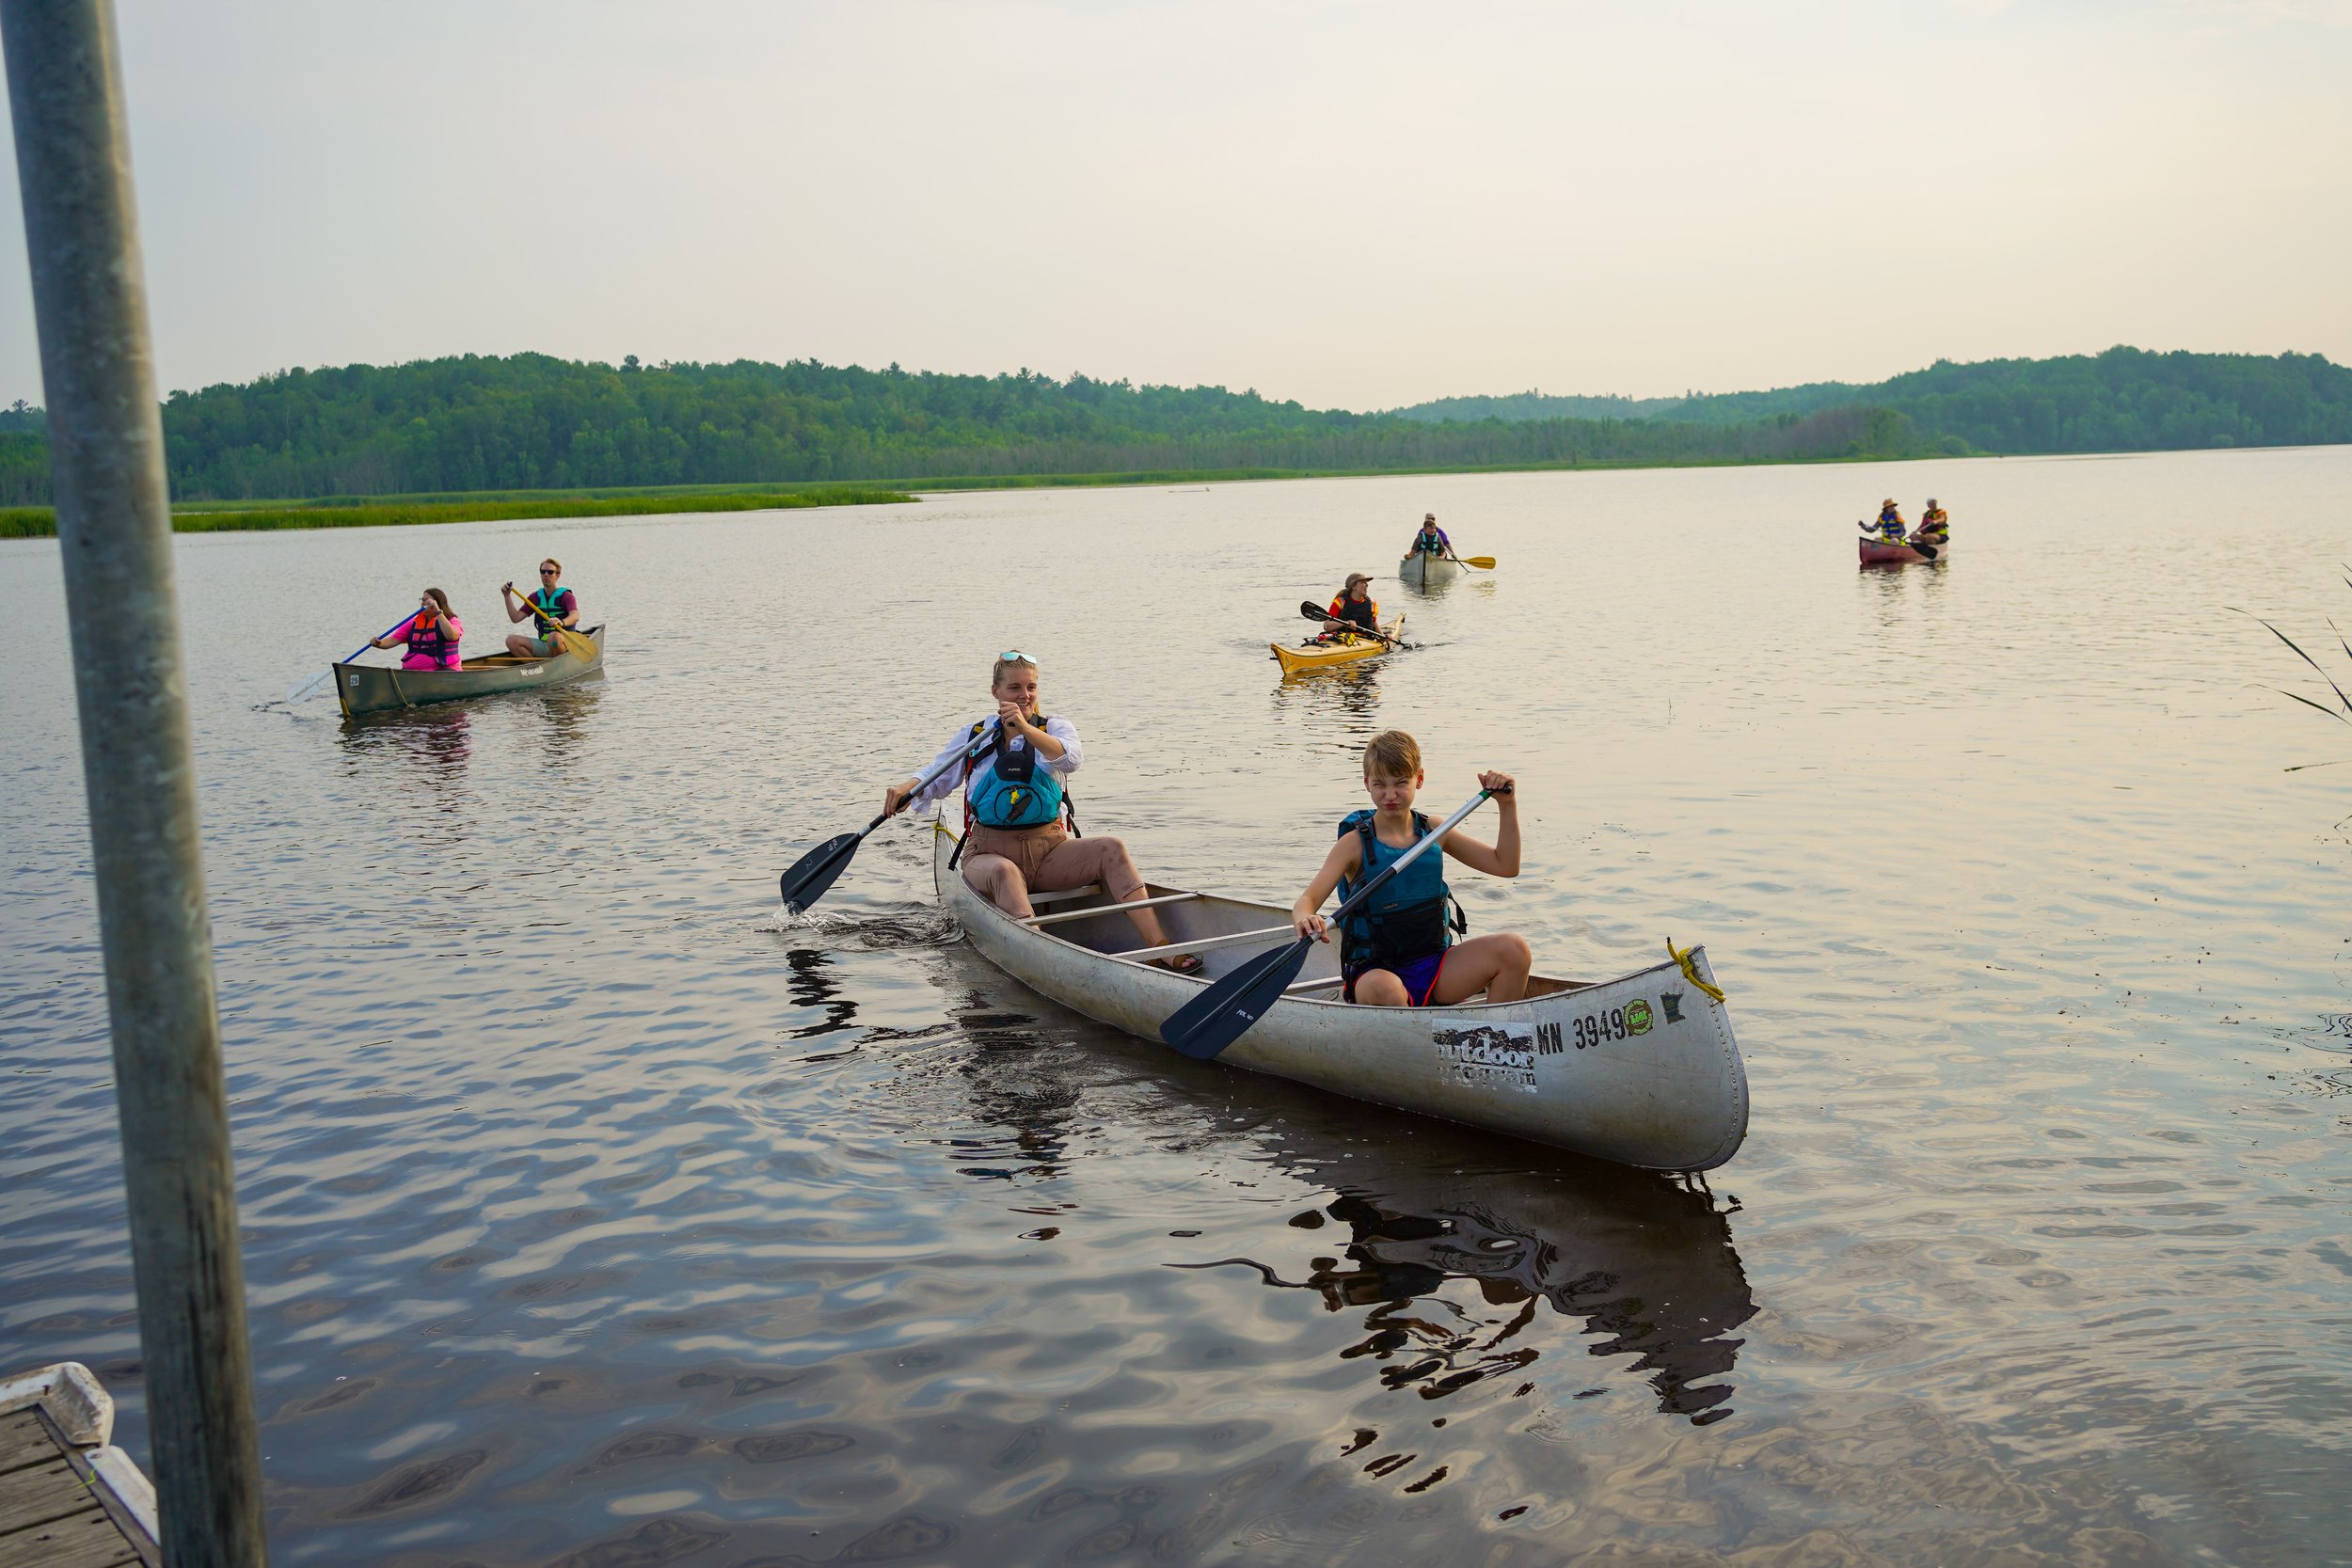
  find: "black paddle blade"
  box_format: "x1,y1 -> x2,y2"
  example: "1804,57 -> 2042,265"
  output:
1158,937 -> 1314,1060
777,832 -> 862,914
1298,600 -> 1330,621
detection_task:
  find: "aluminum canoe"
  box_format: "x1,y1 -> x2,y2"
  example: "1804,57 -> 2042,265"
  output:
1399,551 -> 1462,587
932,822 -> 1749,1171
333,626 -> 605,718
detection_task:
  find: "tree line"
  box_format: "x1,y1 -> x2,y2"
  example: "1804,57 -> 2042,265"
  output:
0,346 -> 2342,507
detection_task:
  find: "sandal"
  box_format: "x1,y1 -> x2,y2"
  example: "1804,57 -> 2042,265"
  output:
1148,953 -> 1205,975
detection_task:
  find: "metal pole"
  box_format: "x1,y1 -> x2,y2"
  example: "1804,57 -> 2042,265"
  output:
0,4 -> 267,1564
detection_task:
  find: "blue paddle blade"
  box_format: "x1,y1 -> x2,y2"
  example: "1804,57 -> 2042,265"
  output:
778,832 -> 862,915
1158,937 -> 1313,1060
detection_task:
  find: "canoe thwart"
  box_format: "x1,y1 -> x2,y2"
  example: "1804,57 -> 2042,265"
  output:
1022,892 -> 1201,928
1116,924 -> 1296,964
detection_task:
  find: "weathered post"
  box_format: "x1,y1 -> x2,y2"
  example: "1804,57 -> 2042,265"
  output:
0,3 -> 267,1564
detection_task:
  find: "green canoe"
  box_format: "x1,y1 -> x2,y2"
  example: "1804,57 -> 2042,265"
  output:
333,626 -> 605,718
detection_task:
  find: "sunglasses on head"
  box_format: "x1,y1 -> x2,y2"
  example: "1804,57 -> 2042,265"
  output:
997,649 -> 1032,663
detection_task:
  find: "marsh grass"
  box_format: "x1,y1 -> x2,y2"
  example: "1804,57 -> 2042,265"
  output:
0,487 -> 914,540
2235,572 -> 2352,768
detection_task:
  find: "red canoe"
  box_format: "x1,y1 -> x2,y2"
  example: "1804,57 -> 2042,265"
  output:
1859,536 -> 1948,565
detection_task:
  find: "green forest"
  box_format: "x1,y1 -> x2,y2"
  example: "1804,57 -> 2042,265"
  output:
0,346 -> 2343,507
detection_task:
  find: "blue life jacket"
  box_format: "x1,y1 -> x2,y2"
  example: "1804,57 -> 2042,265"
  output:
963,718 -> 1071,830
1334,808 -> 1465,974
1873,510 -> 1905,541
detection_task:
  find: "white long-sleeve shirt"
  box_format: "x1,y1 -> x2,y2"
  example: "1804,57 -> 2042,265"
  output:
910,715 -> 1084,807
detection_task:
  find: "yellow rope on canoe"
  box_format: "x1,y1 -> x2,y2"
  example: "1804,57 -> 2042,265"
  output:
1666,939 -> 1725,1003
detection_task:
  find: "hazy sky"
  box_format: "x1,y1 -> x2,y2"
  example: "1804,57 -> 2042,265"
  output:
1,0 -> 2345,410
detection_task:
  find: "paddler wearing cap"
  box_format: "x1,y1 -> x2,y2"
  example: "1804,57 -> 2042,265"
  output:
1868,499 -> 1907,543
1322,573 -> 1384,641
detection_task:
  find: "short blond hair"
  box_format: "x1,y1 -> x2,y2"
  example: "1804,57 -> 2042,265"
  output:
1363,729 -> 1421,780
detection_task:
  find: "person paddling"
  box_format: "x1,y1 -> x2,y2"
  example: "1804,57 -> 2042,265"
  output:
1867,499 -> 1906,543
1408,514 -> 1454,562
883,653 -> 1204,972
372,588 -> 463,671
502,559 -> 579,657
1289,730 -> 1532,1006
1322,573 -> 1384,641
1913,499 -> 1950,545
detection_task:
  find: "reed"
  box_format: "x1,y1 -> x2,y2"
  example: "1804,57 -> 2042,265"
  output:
2235,574 -> 2352,768
0,487 -> 914,540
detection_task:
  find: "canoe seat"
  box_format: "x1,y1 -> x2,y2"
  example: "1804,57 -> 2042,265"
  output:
1025,884 -> 1104,907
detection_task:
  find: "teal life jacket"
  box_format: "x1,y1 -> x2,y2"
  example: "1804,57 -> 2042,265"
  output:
962,718 -> 1073,830
529,585 -> 573,633
1334,809 -> 1465,975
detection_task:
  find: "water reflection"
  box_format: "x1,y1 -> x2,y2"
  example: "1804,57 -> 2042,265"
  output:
524,675 -> 607,769
780,947 -> 859,1039
332,705 -> 476,847
927,954 -> 1756,1428
1208,1148 -> 1756,1427
1270,662 -> 1387,730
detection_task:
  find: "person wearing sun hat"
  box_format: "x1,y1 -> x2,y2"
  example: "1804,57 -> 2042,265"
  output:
1868,499 -> 1907,543
1324,572 -> 1381,639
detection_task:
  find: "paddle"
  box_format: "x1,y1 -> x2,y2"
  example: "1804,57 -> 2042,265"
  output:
287,611 -> 421,702
778,719 -> 1003,915
1158,787 -> 1497,1060
1454,555 -> 1497,569
508,582 -> 592,658
1296,601 -> 1404,647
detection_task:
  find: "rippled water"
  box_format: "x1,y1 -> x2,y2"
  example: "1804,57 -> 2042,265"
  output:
3,448 -> 2349,1566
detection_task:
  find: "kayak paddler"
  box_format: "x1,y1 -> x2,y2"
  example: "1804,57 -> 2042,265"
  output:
372,587 -> 463,671
1288,729 -> 1532,1006
883,652 -> 1204,973
1323,573 -> 1381,641
501,558 -> 580,657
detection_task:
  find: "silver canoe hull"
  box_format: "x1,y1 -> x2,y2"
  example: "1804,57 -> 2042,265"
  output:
932,824 -> 1748,1171
1399,552 -> 1462,588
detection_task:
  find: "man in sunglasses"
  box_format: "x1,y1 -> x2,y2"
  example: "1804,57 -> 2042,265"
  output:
501,559 -> 580,657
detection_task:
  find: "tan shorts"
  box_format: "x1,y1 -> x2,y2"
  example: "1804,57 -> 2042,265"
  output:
963,823 -> 1144,901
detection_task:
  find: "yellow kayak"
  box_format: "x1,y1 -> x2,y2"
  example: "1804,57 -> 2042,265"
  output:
1269,617 -> 1403,675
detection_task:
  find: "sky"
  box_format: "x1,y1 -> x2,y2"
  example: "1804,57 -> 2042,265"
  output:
1,0 -> 2347,411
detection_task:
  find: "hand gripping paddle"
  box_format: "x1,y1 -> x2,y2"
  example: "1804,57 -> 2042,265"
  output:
1157,787 -> 1495,1059
778,719 -> 1002,914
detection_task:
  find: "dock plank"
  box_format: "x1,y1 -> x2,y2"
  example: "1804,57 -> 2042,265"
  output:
0,1503 -> 139,1568
0,1413 -> 53,1480
0,1453 -> 97,1535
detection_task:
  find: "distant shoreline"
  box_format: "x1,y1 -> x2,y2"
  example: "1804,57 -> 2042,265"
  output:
0,486 -> 916,540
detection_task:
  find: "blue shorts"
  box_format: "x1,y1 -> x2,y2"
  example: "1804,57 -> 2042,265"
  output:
1343,949 -> 1447,1006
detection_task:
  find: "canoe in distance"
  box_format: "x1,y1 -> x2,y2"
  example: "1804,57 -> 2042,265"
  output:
1399,551 -> 1462,588
333,626 -> 606,718
930,822 -> 1749,1172
1858,537 -> 1949,565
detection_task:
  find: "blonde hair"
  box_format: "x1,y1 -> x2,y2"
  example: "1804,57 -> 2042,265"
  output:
992,654 -> 1039,688
1363,729 -> 1421,780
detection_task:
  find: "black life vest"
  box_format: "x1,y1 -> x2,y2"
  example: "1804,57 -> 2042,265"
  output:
1328,594 -> 1377,632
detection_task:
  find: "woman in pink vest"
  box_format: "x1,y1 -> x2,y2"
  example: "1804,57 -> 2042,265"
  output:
373,587 -> 464,671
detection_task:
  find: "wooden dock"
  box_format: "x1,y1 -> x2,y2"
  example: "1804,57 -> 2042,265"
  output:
0,1365 -> 160,1568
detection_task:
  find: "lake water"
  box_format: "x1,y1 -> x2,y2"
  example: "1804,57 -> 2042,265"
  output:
3,449 -> 2348,1567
